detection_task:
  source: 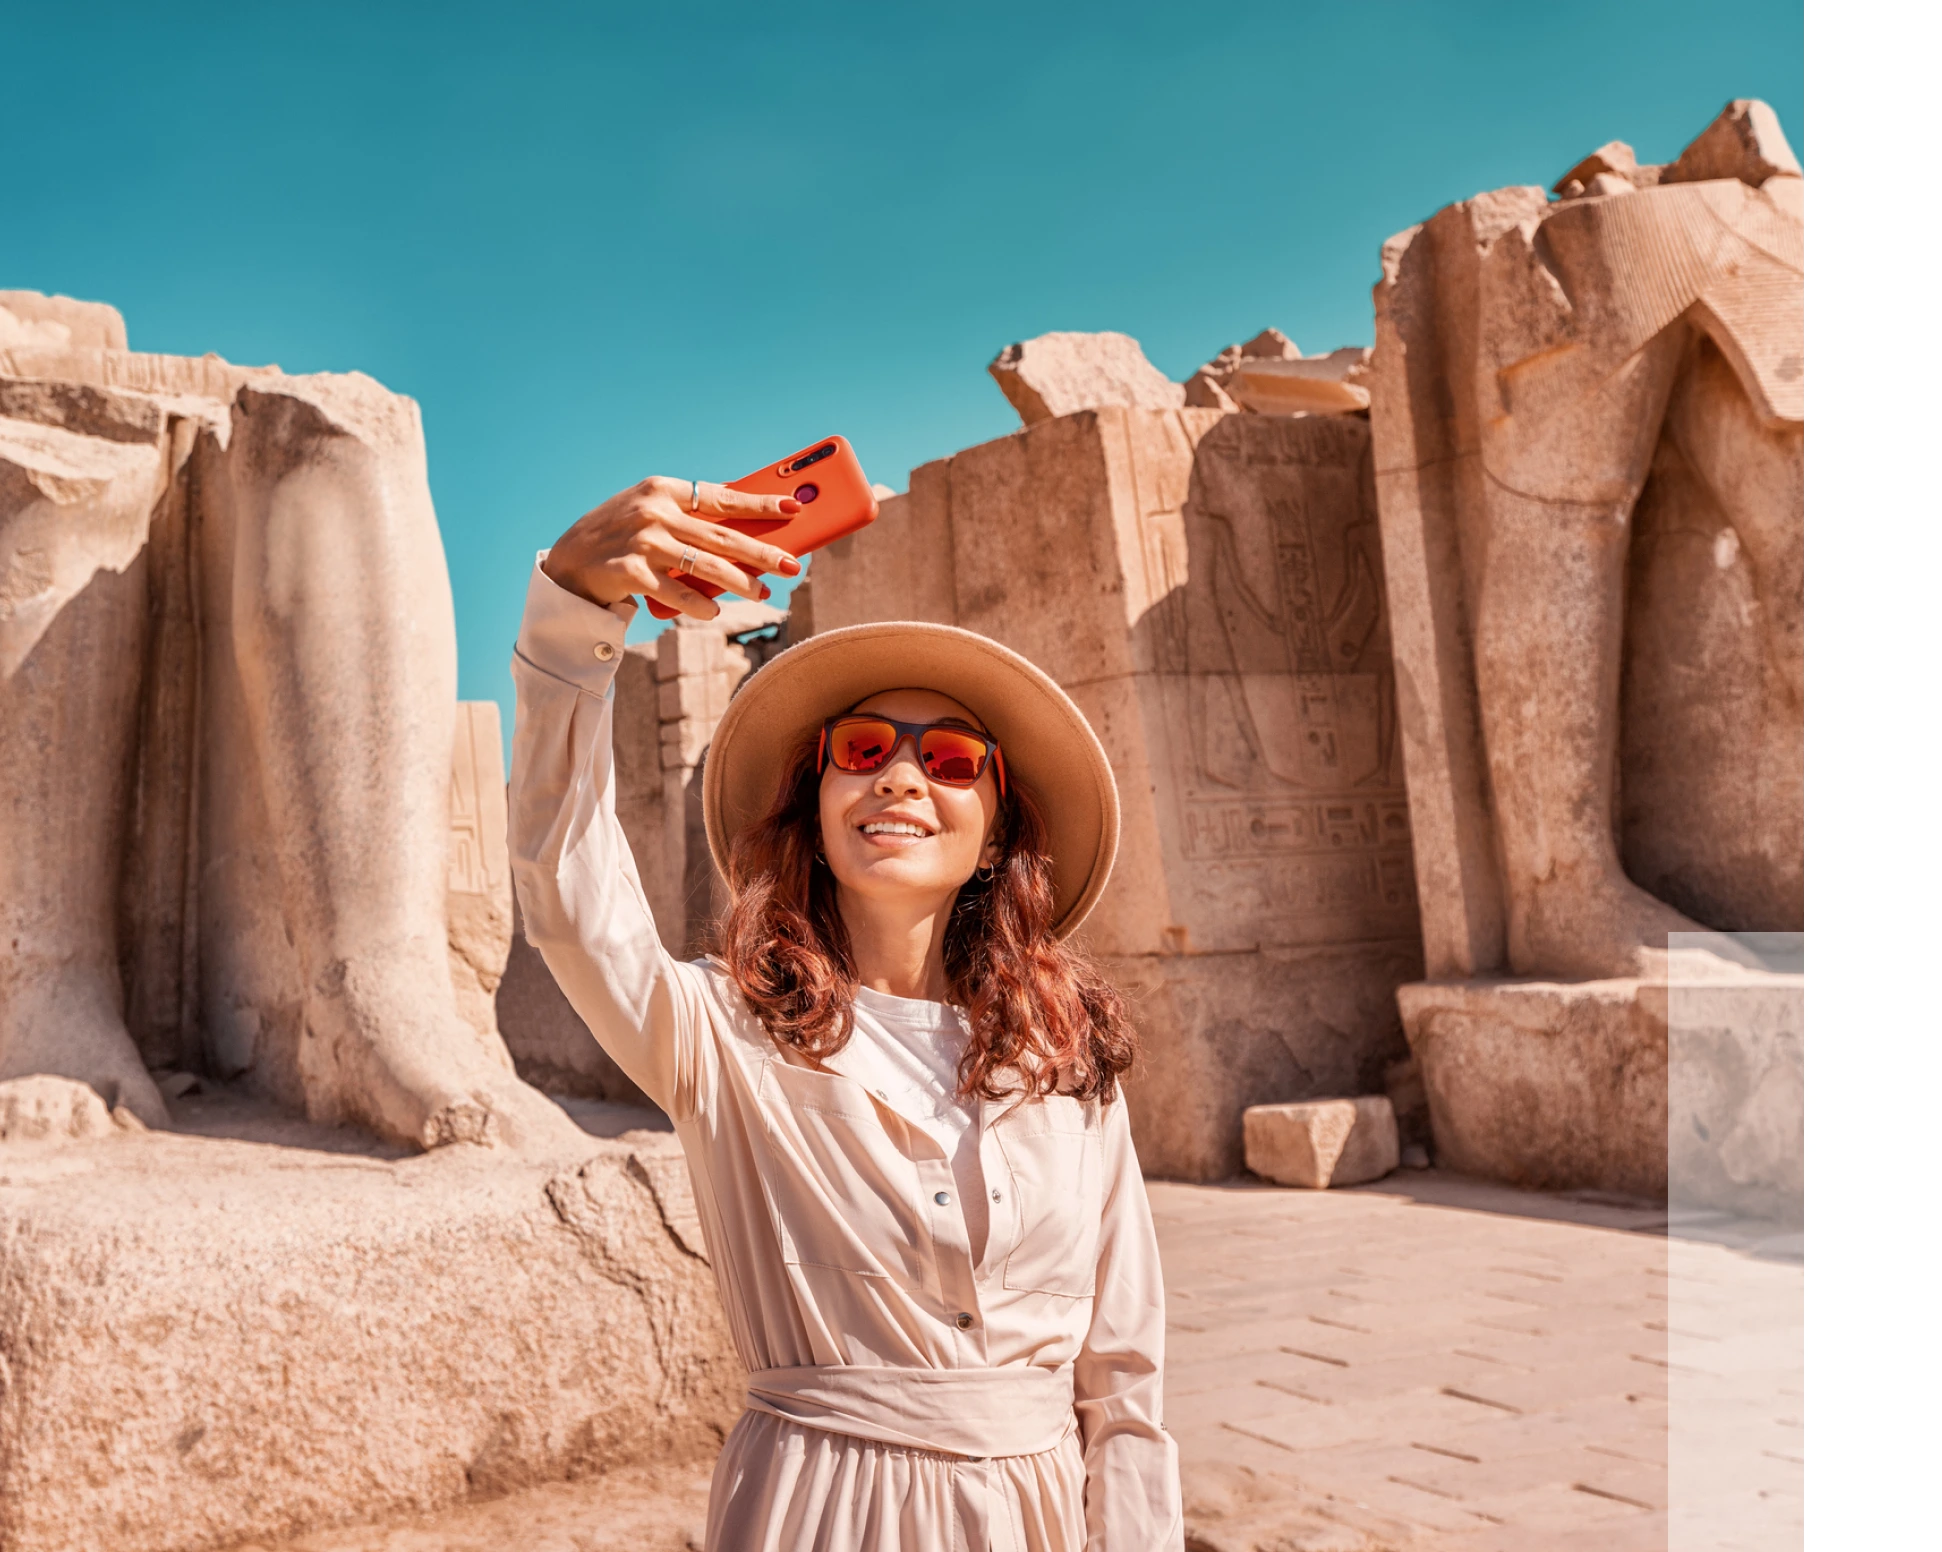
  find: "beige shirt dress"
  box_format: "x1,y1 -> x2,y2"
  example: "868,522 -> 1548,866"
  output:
509,561 -> 1184,1551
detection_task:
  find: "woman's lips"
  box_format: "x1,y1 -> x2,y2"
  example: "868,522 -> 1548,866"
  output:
857,818 -> 934,848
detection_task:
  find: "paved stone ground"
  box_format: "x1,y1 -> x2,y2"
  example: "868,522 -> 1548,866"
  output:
1162,1173 -> 1673,1552
248,1169 -> 1800,1551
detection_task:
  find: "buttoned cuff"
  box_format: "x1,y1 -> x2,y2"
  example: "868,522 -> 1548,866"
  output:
514,552 -> 639,695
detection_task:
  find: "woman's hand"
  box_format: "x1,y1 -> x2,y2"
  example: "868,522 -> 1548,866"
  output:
542,476 -> 804,619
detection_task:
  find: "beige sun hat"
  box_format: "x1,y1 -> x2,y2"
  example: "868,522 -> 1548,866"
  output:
703,622 -> 1119,939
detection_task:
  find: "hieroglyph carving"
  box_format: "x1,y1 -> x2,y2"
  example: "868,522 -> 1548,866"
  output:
1172,415 -> 1416,948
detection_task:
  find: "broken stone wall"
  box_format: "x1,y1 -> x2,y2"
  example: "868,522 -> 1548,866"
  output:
811,405 -> 1423,1180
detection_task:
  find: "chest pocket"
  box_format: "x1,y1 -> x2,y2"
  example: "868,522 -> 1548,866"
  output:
755,1058 -> 925,1281
996,1095 -> 1104,1298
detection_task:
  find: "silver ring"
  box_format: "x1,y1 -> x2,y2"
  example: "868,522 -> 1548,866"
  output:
671,544 -> 698,578
690,478 -> 702,513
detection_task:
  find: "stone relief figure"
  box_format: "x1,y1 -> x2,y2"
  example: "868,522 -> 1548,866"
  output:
0,293 -> 573,1147
1370,100 -> 1803,982
1189,429 -> 1399,797
1177,413 -> 1418,940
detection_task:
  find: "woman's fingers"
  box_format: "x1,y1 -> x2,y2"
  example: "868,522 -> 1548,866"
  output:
622,553 -> 721,619
667,541 -> 771,602
693,481 -> 796,523
691,485 -> 806,567
663,514 -> 799,581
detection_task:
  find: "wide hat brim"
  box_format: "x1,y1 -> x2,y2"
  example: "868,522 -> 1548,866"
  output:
703,622 -> 1119,939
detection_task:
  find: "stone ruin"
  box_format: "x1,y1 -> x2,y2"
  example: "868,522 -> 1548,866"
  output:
0,296 -> 571,1152
1370,97 -> 1804,1206
0,297 -> 739,1552
0,96 -> 1803,1550
804,399 -> 1421,1182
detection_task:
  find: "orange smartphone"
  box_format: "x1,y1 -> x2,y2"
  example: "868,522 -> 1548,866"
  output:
645,435 -> 879,620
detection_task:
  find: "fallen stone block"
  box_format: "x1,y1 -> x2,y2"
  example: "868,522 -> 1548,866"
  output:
1663,98 -> 1802,188
1400,979 -> 1664,1197
0,1105 -> 738,1552
1183,326 -> 1299,410
987,330 -> 1184,426
0,1074 -> 144,1143
1244,1095 -> 1399,1188
1398,969 -> 1801,1208
1667,963 -> 1802,1223
1225,348 -> 1372,416
0,290 -> 128,350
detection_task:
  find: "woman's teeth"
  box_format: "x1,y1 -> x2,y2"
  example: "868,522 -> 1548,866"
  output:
861,821 -> 929,837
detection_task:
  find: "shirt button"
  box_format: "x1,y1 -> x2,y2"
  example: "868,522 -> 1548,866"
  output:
990,1188 -> 1003,1202
955,1312 -> 973,1330
593,641 -> 617,661
934,1191 -> 950,1206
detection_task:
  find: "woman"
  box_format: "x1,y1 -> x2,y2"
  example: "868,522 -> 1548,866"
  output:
509,475 -> 1183,1550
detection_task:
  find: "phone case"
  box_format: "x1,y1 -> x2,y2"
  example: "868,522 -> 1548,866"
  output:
644,435 -> 879,621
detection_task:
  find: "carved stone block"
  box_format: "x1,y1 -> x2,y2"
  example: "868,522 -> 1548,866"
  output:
1244,1094 -> 1399,1189
810,405 -> 1424,1178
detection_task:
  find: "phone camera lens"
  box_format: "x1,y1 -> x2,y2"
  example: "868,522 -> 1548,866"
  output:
794,483 -> 820,504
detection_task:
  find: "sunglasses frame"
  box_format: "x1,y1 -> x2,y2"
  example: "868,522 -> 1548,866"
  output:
817,714 -> 1007,796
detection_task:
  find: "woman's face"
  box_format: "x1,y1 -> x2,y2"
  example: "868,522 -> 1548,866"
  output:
817,688 -> 1002,913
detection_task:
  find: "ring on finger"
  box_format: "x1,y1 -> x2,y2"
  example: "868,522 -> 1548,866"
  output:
670,544 -> 699,578
690,479 -> 702,513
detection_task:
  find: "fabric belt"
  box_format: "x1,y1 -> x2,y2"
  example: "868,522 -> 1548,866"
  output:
744,1363 -> 1077,1459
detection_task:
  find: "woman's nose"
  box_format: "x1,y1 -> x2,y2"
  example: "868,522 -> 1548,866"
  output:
873,742 -> 927,794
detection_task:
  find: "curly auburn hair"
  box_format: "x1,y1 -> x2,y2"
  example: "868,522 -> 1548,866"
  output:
714,734 -> 1137,1103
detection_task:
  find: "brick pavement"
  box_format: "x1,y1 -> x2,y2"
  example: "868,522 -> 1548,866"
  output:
1159,1172 -> 1799,1552
1157,1171 -> 1673,1550
249,1169 -> 1800,1551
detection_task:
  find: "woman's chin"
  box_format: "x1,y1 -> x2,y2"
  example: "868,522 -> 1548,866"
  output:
836,852 -> 969,900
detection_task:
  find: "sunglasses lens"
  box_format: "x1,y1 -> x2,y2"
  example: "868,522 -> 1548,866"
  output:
828,719 -> 898,772
921,728 -> 989,785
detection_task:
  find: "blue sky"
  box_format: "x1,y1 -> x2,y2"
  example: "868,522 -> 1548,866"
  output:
7,1 -> 1802,727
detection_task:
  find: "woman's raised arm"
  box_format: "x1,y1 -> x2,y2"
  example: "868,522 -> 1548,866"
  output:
506,475 -> 801,1118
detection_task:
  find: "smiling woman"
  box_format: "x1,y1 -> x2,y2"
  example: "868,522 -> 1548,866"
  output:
719,686 -> 1136,1104
509,479 -> 1181,1550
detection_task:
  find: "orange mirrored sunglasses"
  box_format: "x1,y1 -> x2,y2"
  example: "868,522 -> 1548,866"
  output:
818,715 -> 1006,795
